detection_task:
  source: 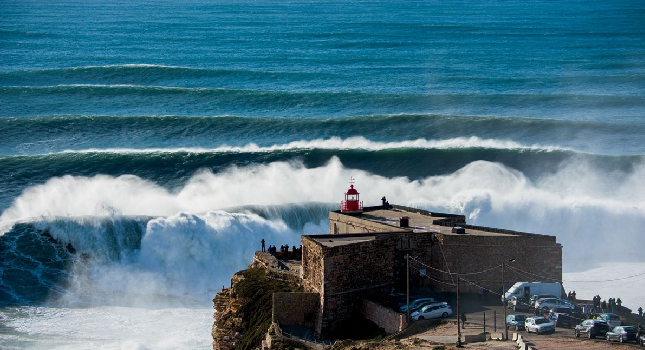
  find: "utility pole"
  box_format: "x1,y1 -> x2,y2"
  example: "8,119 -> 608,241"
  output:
502,261 -> 507,340
406,254 -> 410,324
457,273 -> 462,347
502,258 -> 516,341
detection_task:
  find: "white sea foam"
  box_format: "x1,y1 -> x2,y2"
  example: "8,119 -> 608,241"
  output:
1,157 -> 644,309
0,306 -> 212,350
53,136 -> 564,155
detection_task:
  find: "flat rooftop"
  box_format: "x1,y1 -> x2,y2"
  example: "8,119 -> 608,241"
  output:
314,234 -> 376,248
359,206 -> 512,237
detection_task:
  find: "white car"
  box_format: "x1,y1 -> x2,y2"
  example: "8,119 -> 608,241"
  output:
410,302 -> 452,321
534,298 -> 574,311
525,316 -> 556,335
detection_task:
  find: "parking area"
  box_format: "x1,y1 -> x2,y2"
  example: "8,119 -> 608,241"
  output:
400,290 -> 644,349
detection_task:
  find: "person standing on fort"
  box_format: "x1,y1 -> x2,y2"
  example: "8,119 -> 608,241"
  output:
616,298 -> 622,307
602,300 -> 607,312
638,306 -> 643,317
572,290 -> 576,301
461,312 -> 467,329
261,239 -> 266,252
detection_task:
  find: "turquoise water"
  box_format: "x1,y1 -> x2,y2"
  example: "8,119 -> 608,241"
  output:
0,0 -> 644,348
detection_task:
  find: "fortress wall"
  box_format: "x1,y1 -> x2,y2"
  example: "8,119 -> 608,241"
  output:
426,234 -> 562,294
273,292 -> 320,328
328,211 -> 409,235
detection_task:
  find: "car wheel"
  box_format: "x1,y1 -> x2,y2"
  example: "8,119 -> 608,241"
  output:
619,335 -> 624,343
575,330 -> 580,338
588,331 -> 594,339
606,334 -> 610,341
442,312 -> 448,318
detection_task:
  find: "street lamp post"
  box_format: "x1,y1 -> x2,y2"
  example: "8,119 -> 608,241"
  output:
502,258 -> 516,341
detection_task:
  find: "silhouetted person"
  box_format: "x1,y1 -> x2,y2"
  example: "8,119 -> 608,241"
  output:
638,306 -> 643,317
461,312 -> 467,329
617,298 -> 622,307
381,196 -> 391,209
261,238 -> 265,252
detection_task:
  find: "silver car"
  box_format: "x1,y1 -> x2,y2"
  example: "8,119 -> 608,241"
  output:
534,298 -> 574,311
410,302 -> 453,321
525,316 -> 555,335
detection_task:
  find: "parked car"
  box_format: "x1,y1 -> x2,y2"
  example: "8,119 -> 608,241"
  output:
575,319 -> 610,339
530,294 -> 557,308
399,298 -> 437,313
509,296 -> 530,311
606,326 -> 639,343
506,314 -> 526,331
410,302 -> 452,321
598,313 -> 622,328
525,317 -> 555,334
639,333 -> 645,346
534,298 -> 574,311
548,307 -> 573,328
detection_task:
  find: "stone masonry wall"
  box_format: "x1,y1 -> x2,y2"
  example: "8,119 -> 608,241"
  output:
273,292 -> 320,328
329,211 -> 410,235
300,236 -> 325,337
319,235 -> 398,337
362,299 -> 407,334
424,233 -> 562,294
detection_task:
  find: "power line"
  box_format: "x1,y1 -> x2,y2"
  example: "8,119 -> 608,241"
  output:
563,271 -> 645,283
408,255 -> 502,276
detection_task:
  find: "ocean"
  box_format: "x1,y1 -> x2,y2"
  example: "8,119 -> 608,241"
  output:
1,0 -> 644,348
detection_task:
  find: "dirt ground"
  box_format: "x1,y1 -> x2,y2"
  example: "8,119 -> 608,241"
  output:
332,321 -> 634,350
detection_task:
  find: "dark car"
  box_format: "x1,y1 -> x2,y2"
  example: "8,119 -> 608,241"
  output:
509,296 -> 530,311
506,314 -> 526,331
549,307 -> 573,328
606,326 -> 639,343
575,319 -> 610,339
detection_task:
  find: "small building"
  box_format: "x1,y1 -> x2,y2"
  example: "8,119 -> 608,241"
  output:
296,182 -> 562,338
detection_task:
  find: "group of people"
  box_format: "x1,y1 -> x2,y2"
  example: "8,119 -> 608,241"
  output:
261,239 -> 302,259
591,295 -> 622,314
566,290 -> 577,301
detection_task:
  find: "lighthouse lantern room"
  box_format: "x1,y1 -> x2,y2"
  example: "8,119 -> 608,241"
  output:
340,177 -> 363,214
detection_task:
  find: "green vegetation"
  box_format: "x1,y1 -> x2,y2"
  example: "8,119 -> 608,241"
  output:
225,268 -> 303,350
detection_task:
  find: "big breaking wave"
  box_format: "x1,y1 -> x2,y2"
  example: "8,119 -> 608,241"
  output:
1,157 -> 644,308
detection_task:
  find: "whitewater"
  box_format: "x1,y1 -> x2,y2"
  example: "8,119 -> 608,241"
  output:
1,0 -> 644,349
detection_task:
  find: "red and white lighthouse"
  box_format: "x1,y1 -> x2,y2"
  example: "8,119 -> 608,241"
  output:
340,177 -> 363,214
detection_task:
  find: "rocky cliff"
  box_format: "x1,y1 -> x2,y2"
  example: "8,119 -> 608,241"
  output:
212,266 -> 303,350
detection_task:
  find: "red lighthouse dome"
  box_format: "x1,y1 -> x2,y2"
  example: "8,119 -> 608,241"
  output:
341,178 -> 363,214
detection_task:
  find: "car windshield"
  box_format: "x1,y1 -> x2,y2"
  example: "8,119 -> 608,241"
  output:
535,318 -> 549,324
515,315 -> 526,321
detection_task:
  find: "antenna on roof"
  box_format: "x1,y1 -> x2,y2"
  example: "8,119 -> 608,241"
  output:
348,176 -> 355,185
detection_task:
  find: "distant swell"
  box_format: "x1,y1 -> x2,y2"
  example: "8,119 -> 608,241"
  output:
2,84 -> 644,118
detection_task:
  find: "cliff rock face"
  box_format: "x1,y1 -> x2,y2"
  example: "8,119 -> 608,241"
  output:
212,272 -> 246,350
212,266 -> 303,350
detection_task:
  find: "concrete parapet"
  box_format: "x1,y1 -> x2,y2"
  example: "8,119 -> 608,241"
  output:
459,333 -> 487,343
362,299 -> 407,334
490,332 -> 504,340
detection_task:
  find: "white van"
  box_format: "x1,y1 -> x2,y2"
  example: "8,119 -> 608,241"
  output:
503,282 -> 563,301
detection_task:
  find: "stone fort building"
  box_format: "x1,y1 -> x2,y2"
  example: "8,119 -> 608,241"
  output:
289,183 -> 562,339
230,183 -> 563,345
